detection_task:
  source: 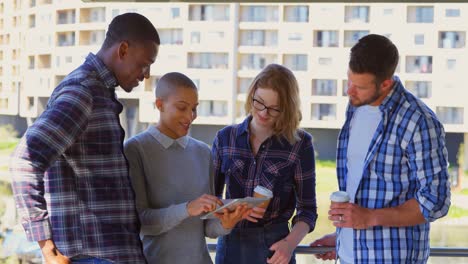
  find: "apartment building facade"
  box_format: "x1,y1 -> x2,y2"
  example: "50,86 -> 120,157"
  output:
0,0 -> 467,166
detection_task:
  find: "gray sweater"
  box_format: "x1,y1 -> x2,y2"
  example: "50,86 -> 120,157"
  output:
124,126 -> 229,264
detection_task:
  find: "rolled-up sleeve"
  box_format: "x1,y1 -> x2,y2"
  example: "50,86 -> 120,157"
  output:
408,116 -> 451,222
291,133 -> 318,232
9,87 -> 92,241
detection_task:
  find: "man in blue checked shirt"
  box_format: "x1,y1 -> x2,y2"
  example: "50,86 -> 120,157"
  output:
310,34 -> 451,263
10,13 -> 159,263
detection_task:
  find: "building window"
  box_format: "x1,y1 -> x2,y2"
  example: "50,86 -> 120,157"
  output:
284,5 -> 309,22
405,81 -> 431,98
344,6 -> 369,23
28,14 -> 36,28
314,30 -> 339,47
240,54 -> 276,70
28,56 -> 35,69
188,53 -> 229,69
383,8 -> 393,15
240,5 -> 278,22
439,31 -> 465,49
57,9 -> 76,24
414,34 -> 424,45
318,57 -> 332,66
288,32 -> 303,41
283,54 -> 308,71
57,32 -> 75,46
312,79 -> 337,96
344,30 -> 369,47
191,32 -> 200,44
445,8 -> 460,17
311,103 -> 336,121
238,78 -> 253,94
405,56 -> 432,73
407,6 -> 434,23
171,7 -> 180,19
199,100 -> 228,117
436,107 -> 464,124
240,30 -> 278,47
446,59 -> 456,70
189,5 -> 230,21
160,29 -> 183,45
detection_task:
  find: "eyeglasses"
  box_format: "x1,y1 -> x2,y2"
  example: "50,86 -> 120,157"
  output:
252,98 -> 281,117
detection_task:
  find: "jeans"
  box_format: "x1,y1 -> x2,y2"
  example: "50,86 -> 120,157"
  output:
71,256 -> 113,264
215,222 -> 296,264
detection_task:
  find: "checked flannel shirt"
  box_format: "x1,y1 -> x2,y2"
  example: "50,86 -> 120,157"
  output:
337,76 -> 451,263
10,53 -> 145,263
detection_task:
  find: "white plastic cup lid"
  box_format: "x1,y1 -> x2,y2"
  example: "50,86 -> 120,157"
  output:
254,185 -> 273,198
330,191 -> 350,202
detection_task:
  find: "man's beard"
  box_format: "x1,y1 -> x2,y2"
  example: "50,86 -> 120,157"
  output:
349,87 -> 382,107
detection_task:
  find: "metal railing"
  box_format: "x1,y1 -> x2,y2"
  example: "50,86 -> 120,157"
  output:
207,244 -> 468,258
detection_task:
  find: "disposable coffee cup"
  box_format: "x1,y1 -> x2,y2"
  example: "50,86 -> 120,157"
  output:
253,185 -> 273,209
330,191 -> 350,203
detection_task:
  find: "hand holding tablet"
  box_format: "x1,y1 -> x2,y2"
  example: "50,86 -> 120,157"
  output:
200,196 -> 270,220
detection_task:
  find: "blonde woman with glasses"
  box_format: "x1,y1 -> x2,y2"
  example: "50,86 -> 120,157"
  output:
212,64 -> 318,264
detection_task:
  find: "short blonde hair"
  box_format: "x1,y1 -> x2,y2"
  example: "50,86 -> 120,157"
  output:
245,64 -> 302,144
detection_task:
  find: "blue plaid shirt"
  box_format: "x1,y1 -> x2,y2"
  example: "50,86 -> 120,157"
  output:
10,53 -> 145,263
337,76 -> 451,263
212,116 -> 317,230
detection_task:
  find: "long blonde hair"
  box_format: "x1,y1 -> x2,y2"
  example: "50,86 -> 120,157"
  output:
245,64 -> 302,144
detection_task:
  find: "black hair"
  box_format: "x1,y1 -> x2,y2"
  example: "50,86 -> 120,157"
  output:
102,12 -> 160,49
155,72 -> 197,98
349,34 -> 399,83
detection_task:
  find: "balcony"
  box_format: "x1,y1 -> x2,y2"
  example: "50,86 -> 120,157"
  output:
79,30 -> 105,46
80,7 -> 105,23
56,32 -> 75,47
56,9 -> 76,25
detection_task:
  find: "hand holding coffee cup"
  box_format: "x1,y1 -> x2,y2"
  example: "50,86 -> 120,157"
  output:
253,185 -> 273,209
330,191 -> 350,223
246,186 -> 273,221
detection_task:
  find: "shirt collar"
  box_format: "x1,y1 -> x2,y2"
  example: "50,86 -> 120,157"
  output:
379,75 -> 403,113
147,125 -> 188,149
84,53 -> 118,90
237,115 -> 252,138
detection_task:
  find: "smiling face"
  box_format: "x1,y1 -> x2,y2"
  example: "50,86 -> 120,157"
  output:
156,86 -> 198,139
346,69 -> 393,107
250,87 -> 280,130
115,40 -> 159,92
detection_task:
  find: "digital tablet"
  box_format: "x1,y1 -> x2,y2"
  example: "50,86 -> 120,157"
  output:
200,197 -> 270,220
